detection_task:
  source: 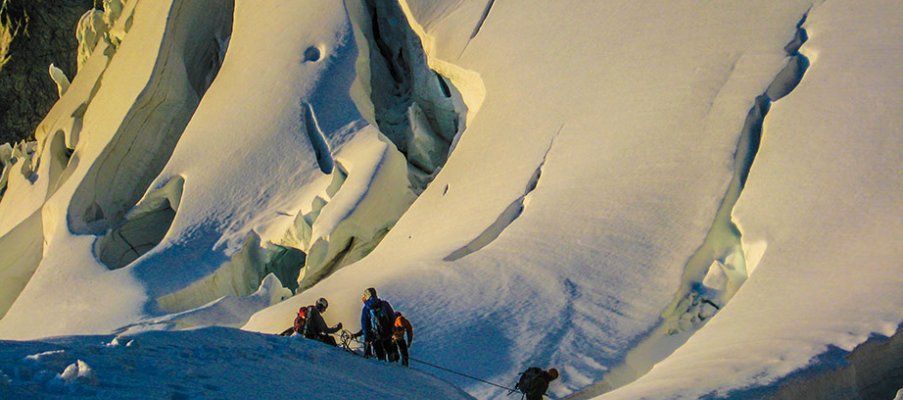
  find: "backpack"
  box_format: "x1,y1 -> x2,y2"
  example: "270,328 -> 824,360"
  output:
368,300 -> 394,340
392,315 -> 405,339
301,306 -> 319,338
515,367 -> 545,398
293,306 -> 309,333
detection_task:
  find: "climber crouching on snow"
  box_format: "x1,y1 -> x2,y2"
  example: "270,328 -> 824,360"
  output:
302,298 -> 343,346
279,297 -> 343,345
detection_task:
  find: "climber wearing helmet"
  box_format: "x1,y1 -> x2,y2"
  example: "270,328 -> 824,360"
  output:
301,297 -> 342,346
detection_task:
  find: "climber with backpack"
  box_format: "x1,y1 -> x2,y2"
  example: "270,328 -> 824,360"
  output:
301,297 -> 343,346
279,304 -> 311,336
511,367 -> 559,400
391,311 -> 413,367
351,287 -> 397,361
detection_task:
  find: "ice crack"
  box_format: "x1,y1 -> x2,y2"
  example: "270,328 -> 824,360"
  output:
575,13 -> 812,396
663,10 -> 811,336
444,125 -> 562,261
460,0 -> 495,58
302,103 -> 334,175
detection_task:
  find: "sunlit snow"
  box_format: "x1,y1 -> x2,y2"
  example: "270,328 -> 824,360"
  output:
0,0 -> 900,399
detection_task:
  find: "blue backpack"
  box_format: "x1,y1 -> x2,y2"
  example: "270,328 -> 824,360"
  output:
368,300 -> 394,340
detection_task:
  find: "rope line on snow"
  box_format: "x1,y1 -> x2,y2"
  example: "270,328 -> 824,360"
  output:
410,357 -> 515,392
341,330 -> 552,398
410,358 -> 556,399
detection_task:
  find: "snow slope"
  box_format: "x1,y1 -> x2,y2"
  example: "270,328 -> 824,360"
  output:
0,327 -> 473,399
598,1 -> 903,398
0,0 -> 900,399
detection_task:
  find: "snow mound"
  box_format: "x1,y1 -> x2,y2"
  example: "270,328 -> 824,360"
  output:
0,327 -> 473,400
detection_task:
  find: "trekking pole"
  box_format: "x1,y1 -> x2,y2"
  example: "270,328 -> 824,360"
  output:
410,357 -> 517,393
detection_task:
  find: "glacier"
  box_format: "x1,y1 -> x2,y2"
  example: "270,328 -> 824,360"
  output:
0,0 -> 900,399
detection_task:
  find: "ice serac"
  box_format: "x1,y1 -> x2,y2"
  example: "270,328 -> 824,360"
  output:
1,0 -> 482,338
0,143 -> 14,201
48,64 -> 71,97
121,273 -> 292,332
75,9 -> 106,72
264,0 -> 480,292
66,0 -> 233,236
0,0 -> 232,339
292,129 -> 416,291
154,231 -> 296,313
0,0 -> 142,323
115,0 -> 430,318
349,0 -> 468,191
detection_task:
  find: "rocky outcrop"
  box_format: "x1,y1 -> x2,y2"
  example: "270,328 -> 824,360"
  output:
0,0 -> 94,145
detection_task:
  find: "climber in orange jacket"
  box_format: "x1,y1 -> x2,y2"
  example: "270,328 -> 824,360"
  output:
391,311 -> 413,367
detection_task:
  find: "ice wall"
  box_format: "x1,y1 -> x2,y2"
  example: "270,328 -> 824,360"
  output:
0,0 -> 234,337
0,0 -> 480,338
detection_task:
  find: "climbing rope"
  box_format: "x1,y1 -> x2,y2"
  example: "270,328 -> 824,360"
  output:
410,359 -> 557,399
410,357 -> 516,392
333,330 -> 554,398
338,330 -> 364,355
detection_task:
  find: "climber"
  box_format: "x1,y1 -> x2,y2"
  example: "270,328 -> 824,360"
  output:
301,297 -> 343,346
391,311 -> 413,367
279,305 -> 310,336
512,367 -> 558,400
351,287 -> 398,361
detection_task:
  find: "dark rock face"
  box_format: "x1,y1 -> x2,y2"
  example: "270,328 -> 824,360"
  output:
0,0 -> 94,145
